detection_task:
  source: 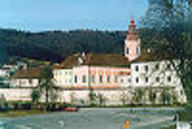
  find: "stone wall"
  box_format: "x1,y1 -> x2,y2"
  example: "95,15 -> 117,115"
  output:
0,88 -> 186,106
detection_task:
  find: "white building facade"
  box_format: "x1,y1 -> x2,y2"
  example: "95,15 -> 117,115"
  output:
53,69 -> 73,87
130,60 -> 187,103
11,78 -> 39,88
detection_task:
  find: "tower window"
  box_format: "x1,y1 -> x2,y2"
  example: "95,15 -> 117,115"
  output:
145,77 -> 148,83
136,46 -> 140,54
126,48 -> 129,54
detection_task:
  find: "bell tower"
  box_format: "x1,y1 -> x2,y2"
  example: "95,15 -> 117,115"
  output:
124,18 -> 141,62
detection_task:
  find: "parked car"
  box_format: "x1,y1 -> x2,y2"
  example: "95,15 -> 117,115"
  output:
63,107 -> 79,112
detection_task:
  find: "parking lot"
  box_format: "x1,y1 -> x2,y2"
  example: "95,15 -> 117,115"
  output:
1,108 -> 178,129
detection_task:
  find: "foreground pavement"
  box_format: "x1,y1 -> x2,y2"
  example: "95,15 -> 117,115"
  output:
2,108 -> 179,129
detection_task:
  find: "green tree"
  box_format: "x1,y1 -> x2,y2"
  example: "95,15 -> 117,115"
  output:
0,77 -> 10,88
88,88 -> 97,106
160,88 -> 171,105
120,92 -> 128,106
31,66 -> 58,111
148,88 -> 156,105
31,89 -> 41,109
133,89 -> 144,105
0,94 -> 7,111
97,93 -> 106,107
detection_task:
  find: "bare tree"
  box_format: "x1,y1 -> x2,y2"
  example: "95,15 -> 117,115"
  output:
141,0 -> 192,104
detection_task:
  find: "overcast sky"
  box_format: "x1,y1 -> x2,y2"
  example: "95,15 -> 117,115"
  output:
0,0 -> 148,32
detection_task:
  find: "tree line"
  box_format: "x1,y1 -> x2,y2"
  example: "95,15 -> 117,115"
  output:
0,29 -> 129,63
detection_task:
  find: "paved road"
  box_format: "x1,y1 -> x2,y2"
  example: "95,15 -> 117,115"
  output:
2,108 -> 179,129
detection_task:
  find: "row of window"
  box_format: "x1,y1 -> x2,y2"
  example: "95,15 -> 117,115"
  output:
120,78 -> 131,84
126,46 -> 140,55
135,76 -> 172,83
17,79 -> 36,85
74,75 -> 118,84
135,64 -> 171,72
57,79 -> 72,84
54,71 -> 72,76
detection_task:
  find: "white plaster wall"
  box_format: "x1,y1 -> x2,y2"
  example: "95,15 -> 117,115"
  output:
0,89 -> 32,101
130,61 -> 187,103
53,69 -> 73,87
119,75 -> 131,87
0,89 -> 132,105
131,61 -> 181,87
0,88 -> 186,105
11,79 -> 39,87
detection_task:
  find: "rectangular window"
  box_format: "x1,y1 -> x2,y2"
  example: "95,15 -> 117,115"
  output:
135,66 -> 139,72
126,48 -> 129,54
99,75 -> 103,83
74,75 -> 78,83
167,64 -> 171,69
145,77 -> 148,83
82,75 -> 86,83
107,75 -> 110,83
167,76 -> 171,82
91,75 -> 95,83
136,46 -> 140,54
155,64 -> 159,70
29,79 -> 33,84
156,77 -> 160,82
145,65 -> 148,72
136,77 -> 139,83
115,76 -> 118,83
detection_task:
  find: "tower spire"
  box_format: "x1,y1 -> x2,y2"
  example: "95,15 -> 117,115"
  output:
126,18 -> 138,40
